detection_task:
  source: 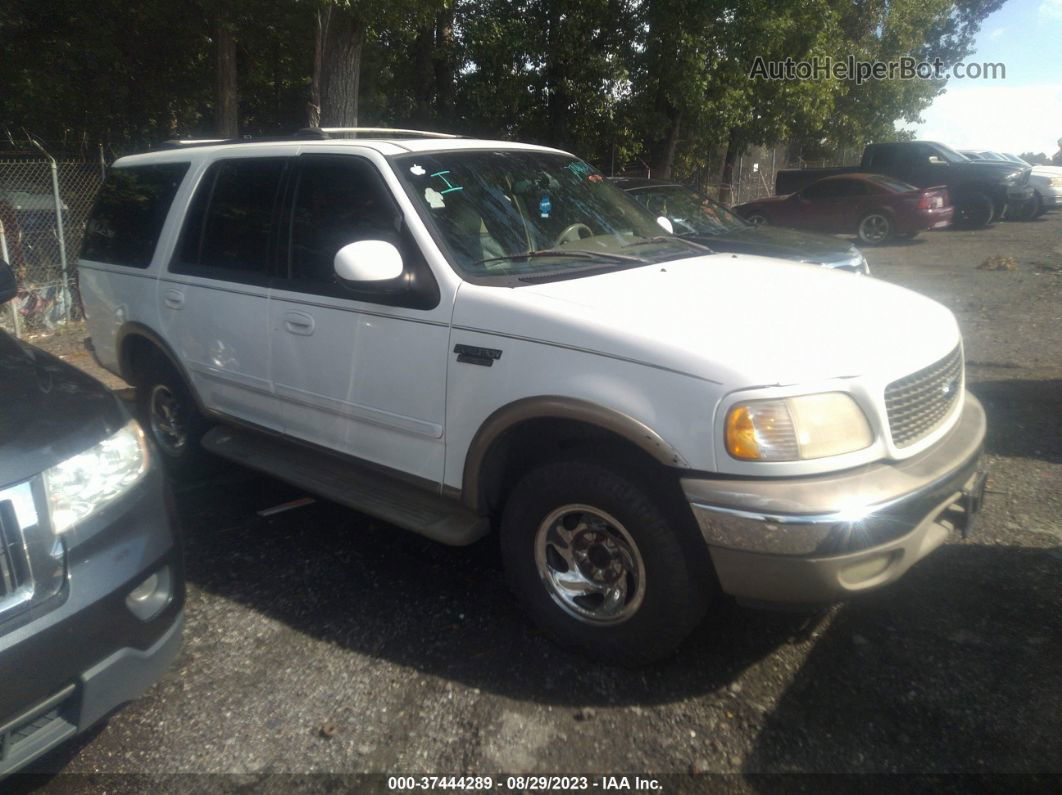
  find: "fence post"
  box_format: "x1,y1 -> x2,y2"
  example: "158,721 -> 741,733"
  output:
0,218 -> 21,338
29,138 -> 71,321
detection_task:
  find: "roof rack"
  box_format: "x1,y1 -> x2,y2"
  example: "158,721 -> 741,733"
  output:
300,127 -> 461,139
157,127 -> 460,150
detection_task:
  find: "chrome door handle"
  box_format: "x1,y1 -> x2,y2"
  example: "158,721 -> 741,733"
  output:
283,311 -> 315,336
162,288 -> 184,309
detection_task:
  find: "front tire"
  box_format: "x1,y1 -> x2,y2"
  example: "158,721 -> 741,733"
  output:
500,460 -> 710,665
135,356 -> 213,481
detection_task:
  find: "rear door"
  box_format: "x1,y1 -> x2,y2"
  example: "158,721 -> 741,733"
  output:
158,155 -> 289,430
268,152 -> 450,482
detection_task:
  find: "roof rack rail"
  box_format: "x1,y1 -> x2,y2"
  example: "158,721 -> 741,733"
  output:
155,127 -> 461,151
299,127 -> 461,139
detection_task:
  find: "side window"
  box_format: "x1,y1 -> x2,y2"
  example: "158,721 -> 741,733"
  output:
176,157 -> 286,278
276,154 -> 438,309
287,156 -> 400,285
81,163 -> 189,268
865,146 -> 896,172
802,181 -> 843,200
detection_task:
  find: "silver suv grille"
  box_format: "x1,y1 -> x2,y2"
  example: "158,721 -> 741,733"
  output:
0,495 -> 33,614
0,481 -> 64,625
885,346 -> 963,448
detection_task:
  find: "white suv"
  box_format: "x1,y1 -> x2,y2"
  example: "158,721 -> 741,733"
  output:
79,129 -> 987,664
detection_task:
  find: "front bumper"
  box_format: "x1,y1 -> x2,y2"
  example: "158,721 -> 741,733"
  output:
0,468 -> 184,776
684,392 -> 986,605
1006,185 -> 1035,203
1038,186 -> 1062,208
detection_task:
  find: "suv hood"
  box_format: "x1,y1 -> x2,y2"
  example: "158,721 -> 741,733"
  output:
0,332 -> 125,486
456,254 -> 959,388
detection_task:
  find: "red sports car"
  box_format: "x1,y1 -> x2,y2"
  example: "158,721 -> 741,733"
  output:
734,173 -> 953,244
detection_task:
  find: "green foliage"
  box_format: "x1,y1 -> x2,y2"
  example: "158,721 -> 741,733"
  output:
0,0 -> 1007,178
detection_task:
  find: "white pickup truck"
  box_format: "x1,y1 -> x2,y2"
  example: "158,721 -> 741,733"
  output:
79,129 -> 987,664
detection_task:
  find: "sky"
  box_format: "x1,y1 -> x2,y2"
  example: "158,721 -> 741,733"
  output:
903,0 -> 1062,157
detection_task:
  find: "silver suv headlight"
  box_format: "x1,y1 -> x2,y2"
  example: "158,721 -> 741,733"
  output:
43,420 -> 149,533
725,393 -> 873,461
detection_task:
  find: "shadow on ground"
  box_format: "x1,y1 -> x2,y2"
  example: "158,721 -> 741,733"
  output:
742,542 -> 1062,777
173,469 -> 815,708
969,379 -> 1062,463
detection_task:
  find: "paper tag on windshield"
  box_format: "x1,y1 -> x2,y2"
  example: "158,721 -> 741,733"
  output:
539,196 -> 552,218
425,187 -> 446,208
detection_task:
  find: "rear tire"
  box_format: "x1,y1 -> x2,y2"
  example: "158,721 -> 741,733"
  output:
135,355 -> 213,481
500,459 -> 710,666
955,193 -> 995,228
857,211 -> 894,244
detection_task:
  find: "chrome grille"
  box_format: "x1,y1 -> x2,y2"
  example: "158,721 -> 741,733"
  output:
885,346 -> 963,447
0,500 -> 30,601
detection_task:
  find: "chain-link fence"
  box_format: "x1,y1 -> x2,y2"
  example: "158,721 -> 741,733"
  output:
0,156 -> 104,338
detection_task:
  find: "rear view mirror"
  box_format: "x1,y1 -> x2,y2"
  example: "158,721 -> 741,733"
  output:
334,241 -> 404,283
0,260 -> 16,305
928,155 -> 947,165
656,216 -> 674,234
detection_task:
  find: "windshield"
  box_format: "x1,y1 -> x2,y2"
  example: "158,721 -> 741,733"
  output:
393,150 -> 702,279
1002,153 -> 1031,166
627,185 -> 746,236
930,143 -> 969,163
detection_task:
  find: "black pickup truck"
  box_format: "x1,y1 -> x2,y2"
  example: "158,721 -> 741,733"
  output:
776,141 -> 1033,228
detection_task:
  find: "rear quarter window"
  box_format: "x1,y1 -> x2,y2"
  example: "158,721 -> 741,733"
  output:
81,163 -> 190,268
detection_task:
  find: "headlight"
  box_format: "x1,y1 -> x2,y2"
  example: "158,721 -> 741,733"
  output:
43,420 -> 149,533
1049,177 -> 1062,187
1001,171 -> 1020,184
725,393 -> 873,461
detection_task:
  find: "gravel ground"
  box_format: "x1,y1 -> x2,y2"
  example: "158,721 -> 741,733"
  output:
15,213 -> 1062,790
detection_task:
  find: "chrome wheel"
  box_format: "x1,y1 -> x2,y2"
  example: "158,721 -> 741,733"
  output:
534,504 -> 647,625
859,213 -> 891,243
745,213 -> 767,226
149,383 -> 187,457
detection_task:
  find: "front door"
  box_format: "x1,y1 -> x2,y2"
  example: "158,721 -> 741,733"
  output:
268,153 -> 451,482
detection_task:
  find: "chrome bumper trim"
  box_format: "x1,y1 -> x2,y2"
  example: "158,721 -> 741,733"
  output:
684,393 -> 986,556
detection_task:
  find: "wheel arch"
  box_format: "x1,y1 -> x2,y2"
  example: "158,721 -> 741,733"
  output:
461,396 -> 689,515
116,322 -> 207,413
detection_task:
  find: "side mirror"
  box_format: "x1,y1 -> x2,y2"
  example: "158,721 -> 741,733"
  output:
334,240 -> 404,283
656,216 -> 674,234
0,260 -> 16,305
928,155 -> 947,165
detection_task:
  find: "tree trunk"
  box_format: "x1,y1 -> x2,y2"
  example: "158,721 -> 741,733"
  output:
319,5 -> 365,127
308,8 -> 324,127
433,5 -> 456,127
652,108 -> 682,179
719,130 -> 741,205
411,21 -> 435,127
215,20 -> 238,138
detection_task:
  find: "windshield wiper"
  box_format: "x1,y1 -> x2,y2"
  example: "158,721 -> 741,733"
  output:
474,248 -> 648,267
622,236 -> 716,254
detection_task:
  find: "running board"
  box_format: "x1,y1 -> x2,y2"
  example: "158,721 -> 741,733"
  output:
201,426 -> 488,546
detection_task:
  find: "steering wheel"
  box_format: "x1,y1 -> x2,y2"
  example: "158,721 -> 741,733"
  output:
553,223 -> 594,247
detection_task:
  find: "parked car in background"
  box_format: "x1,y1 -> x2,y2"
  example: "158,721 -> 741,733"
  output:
0,261 -> 183,777
733,174 -> 953,244
80,130 -> 986,664
614,178 -> 869,273
959,150 -> 1062,218
776,141 -> 1032,228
